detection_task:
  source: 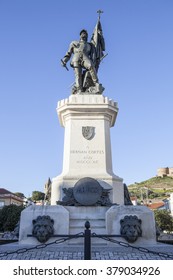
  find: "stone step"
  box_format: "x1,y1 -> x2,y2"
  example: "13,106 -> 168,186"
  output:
68,220 -> 107,244
64,206 -> 108,245
68,238 -> 107,245
69,219 -> 105,228
68,226 -> 108,245
65,206 -> 109,219
69,227 -> 107,235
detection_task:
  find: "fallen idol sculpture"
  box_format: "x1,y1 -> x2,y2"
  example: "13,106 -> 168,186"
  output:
57,177 -> 113,206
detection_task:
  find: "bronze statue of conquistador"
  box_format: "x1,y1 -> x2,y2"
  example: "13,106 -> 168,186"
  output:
61,14 -> 106,95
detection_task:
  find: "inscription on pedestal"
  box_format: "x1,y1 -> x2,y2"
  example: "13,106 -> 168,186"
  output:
70,149 -> 104,165
70,149 -> 104,154
73,177 -> 102,206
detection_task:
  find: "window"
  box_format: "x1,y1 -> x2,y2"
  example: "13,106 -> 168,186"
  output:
0,201 -> 5,207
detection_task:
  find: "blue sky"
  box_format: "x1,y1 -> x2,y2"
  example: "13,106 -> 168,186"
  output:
0,0 -> 173,197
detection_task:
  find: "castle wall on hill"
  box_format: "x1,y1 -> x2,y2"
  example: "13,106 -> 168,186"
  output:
157,167 -> 173,178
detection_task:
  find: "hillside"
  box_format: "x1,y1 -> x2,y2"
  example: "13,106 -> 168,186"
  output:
128,176 -> 173,201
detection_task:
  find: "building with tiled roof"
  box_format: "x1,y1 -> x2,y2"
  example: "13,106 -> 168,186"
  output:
147,201 -> 165,210
0,188 -> 23,207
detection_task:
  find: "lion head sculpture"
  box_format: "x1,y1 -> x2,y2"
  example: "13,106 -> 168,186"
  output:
120,215 -> 142,243
32,215 -> 54,243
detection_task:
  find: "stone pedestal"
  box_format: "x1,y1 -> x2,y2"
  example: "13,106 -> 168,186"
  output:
18,94 -> 157,246
19,205 -> 156,246
19,205 -> 69,245
51,95 -> 124,205
106,205 -> 157,245
18,93 -> 158,246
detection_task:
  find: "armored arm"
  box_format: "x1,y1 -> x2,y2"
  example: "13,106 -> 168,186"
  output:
61,42 -> 74,66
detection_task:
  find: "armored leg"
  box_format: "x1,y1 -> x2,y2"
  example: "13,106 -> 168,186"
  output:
73,66 -> 82,90
83,59 -> 98,85
89,66 -> 98,84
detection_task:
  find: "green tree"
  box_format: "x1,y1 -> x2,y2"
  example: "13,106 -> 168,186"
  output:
0,205 -> 24,232
31,191 -> 45,201
14,192 -> 25,198
154,210 -> 173,233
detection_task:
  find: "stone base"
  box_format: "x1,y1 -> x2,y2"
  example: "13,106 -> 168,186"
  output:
19,205 -> 69,245
19,205 -> 156,246
106,205 -> 157,245
51,174 -> 124,205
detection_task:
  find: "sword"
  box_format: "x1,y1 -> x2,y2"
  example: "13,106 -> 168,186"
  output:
61,59 -> 69,71
100,53 -> 108,62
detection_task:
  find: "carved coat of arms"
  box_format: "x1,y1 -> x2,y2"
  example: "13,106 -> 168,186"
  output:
82,126 -> 95,140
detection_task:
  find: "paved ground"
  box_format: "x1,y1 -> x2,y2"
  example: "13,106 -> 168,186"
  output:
0,242 -> 173,260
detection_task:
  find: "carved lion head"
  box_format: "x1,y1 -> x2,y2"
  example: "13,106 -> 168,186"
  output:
120,215 -> 142,243
32,215 -> 54,243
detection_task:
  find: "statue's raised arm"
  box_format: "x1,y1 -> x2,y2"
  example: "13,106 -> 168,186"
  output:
61,12 -> 106,95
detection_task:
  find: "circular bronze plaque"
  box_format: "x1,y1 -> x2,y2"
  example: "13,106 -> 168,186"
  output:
73,177 -> 102,206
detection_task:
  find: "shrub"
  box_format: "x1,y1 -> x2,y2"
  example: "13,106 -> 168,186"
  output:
0,205 -> 24,232
154,209 -> 173,233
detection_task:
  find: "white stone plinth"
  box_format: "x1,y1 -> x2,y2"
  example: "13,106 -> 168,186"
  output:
19,205 -> 69,245
58,95 -> 118,177
106,205 -> 157,245
51,95 -> 124,205
19,205 -> 157,246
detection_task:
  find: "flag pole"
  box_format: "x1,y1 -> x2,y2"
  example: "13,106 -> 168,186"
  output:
97,9 -> 103,20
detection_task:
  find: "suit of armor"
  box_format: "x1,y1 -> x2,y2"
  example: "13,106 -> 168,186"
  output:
61,30 -> 98,92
